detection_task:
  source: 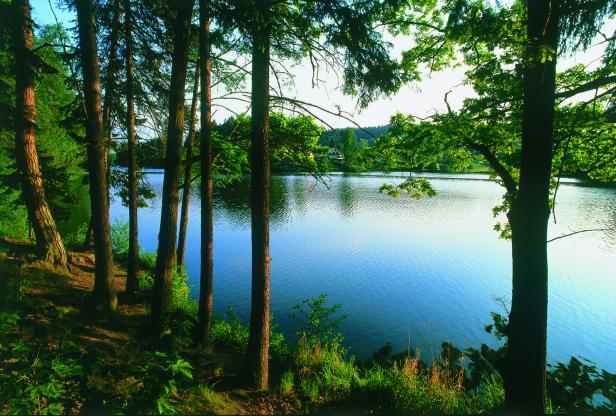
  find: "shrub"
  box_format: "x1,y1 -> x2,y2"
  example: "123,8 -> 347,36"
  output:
210,308 -> 249,355
110,216 -> 130,254
290,293 -> 345,346
280,370 -> 295,396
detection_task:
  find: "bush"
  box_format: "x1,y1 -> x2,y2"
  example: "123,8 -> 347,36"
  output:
210,308 -> 250,355
111,216 -> 130,254
170,268 -> 197,315
280,370 -> 295,396
290,293 -> 345,346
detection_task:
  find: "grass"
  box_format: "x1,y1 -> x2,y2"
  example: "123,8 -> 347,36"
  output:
279,370 -> 295,396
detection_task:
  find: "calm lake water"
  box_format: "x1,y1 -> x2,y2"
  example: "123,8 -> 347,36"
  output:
110,172 -> 616,371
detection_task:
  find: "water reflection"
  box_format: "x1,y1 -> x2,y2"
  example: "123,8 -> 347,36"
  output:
110,173 -> 616,372
337,176 -> 358,218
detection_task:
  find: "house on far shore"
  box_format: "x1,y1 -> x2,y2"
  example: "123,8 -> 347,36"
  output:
328,147 -> 345,162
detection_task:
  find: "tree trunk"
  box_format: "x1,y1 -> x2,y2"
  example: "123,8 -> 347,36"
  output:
503,0 -> 560,412
75,0 -> 117,312
245,0 -> 271,390
196,0 -> 213,347
83,217 -> 94,251
12,0 -> 67,266
102,0 -> 121,191
124,0 -> 138,298
177,63 -> 200,272
150,0 -> 195,333
84,0 -> 121,251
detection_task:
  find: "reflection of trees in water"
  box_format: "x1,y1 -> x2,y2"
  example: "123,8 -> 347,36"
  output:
336,176 -> 357,218
213,176 -> 292,227
599,200 -> 616,247
290,176 -> 310,215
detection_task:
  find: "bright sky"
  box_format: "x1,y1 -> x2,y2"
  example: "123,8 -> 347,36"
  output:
30,0 -> 614,129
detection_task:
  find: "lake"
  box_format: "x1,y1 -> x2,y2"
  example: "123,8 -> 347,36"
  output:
110,172 -> 616,371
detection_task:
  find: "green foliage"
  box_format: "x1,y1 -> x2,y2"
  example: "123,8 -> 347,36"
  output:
170,268 -> 197,315
379,177 -> 436,199
279,370 -> 295,396
132,351 -> 194,415
111,216 -> 130,254
194,383 -> 226,410
461,312 -> 616,413
0,312 -> 84,415
110,168 -> 156,208
0,20 -> 86,239
210,308 -> 250,355
295,338 -> 359,402
290,293 -> 346,346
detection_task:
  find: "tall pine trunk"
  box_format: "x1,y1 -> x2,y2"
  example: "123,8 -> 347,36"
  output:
12,0 -> 67,266
150,0 -> 195,333
176,63 -> 200,272
503,0 -> 560,411
124,0 -> 138,297
196,0 -> 213,346
76,0 -> 117,311
245,0 -> 271,390
84,0 -> 121,251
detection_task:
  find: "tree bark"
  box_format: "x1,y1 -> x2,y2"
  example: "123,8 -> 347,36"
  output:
83,217 -> 94,251
76,0 -> 117,312
245,0 -> 271,390
150,0 -> 195,333
176,63 -> 200,272
12,0 -> 67,266
103,0 -> 121,188
503,0 -> 560,412
84,0 -> 121,251
196,0 -> 213,347
124,0 -> 138,298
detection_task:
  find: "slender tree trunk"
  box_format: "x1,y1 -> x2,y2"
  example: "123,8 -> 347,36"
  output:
503,0 -> 560,412
245,0 -> 271,390
75,0 -> 117,311
103,0 -> 121,189
150,0 -> 195,333
196,0 -> 213,346
12,0 -> 67,266
177,63 -> 200,272
124,0 -> 138,298
84,0 -> 121,251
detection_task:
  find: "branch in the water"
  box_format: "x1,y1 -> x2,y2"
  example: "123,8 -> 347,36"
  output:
547,228 -> 610,243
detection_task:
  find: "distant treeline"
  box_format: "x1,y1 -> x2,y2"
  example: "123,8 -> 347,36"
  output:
319,125 -> 390,148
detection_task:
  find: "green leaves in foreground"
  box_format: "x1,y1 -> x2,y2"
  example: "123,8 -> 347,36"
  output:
379,177 -> 436,199
290,293 -> 346,346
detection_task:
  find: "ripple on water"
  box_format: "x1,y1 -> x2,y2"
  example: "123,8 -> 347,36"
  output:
110,173 -> 616,372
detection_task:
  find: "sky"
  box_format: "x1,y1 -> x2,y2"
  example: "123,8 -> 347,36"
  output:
30,0 -> 614,129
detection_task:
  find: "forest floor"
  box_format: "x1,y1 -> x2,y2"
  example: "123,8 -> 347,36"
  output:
0,242 -> 377,415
